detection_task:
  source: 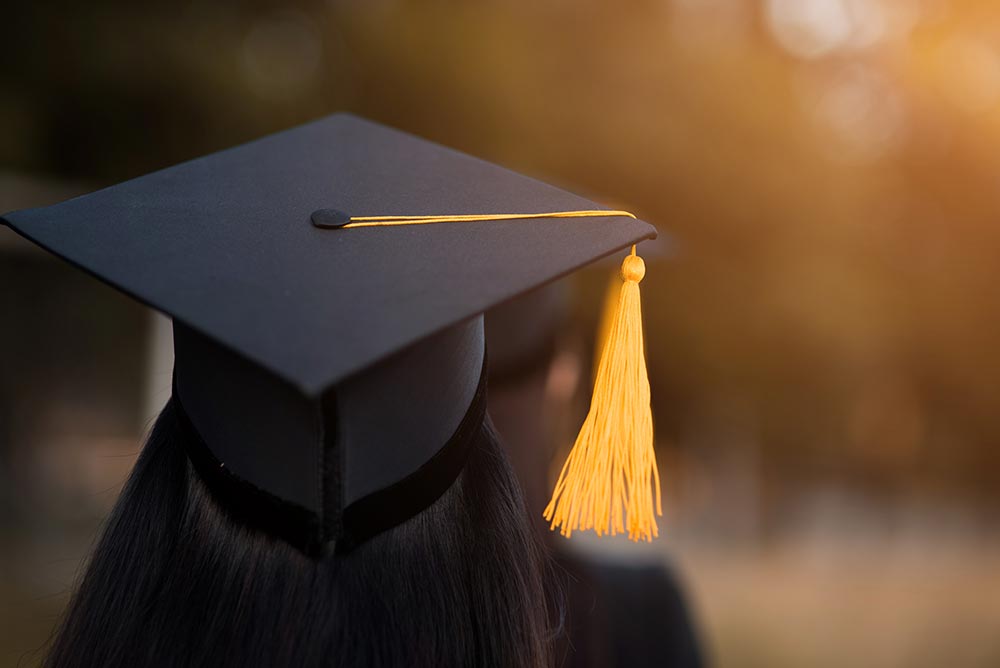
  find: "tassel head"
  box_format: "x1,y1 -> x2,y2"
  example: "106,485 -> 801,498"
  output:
620,253 -> 645,282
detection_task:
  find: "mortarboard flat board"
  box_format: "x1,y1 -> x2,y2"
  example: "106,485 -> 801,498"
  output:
1,113 -> 658,553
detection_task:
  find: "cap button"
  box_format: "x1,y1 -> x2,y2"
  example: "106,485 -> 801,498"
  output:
311,209 -> 352,229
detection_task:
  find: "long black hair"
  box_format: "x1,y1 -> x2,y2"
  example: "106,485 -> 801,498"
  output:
45,399 -> 553,668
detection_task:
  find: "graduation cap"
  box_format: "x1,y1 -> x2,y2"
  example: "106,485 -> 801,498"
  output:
2,113 -> 660,553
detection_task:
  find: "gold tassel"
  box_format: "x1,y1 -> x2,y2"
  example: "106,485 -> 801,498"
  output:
544,246 -> 661,541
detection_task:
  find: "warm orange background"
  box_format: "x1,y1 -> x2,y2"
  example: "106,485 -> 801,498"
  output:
3,2 -> 1000,666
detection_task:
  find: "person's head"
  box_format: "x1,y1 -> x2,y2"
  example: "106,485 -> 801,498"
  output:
8,113 -> 659,667
46,397 -> 552,668
43,313 -> 556,668
486,281 -> 599,544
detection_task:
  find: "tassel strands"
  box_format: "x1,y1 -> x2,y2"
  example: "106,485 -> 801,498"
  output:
543,246 -> 661,541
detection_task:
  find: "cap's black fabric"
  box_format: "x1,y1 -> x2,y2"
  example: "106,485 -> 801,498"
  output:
1,113 -> 655,396
1,113 -> 657,552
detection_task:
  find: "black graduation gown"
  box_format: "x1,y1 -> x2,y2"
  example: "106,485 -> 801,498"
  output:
555,551 -> 705,668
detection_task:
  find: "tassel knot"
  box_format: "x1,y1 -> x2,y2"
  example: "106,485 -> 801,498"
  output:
621,254 -> 645,282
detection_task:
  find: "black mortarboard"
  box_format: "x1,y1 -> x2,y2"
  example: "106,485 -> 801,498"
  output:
2,113 -> 659,553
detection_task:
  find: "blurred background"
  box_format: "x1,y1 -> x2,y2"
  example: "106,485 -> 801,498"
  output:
3,0 -> 1000,666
